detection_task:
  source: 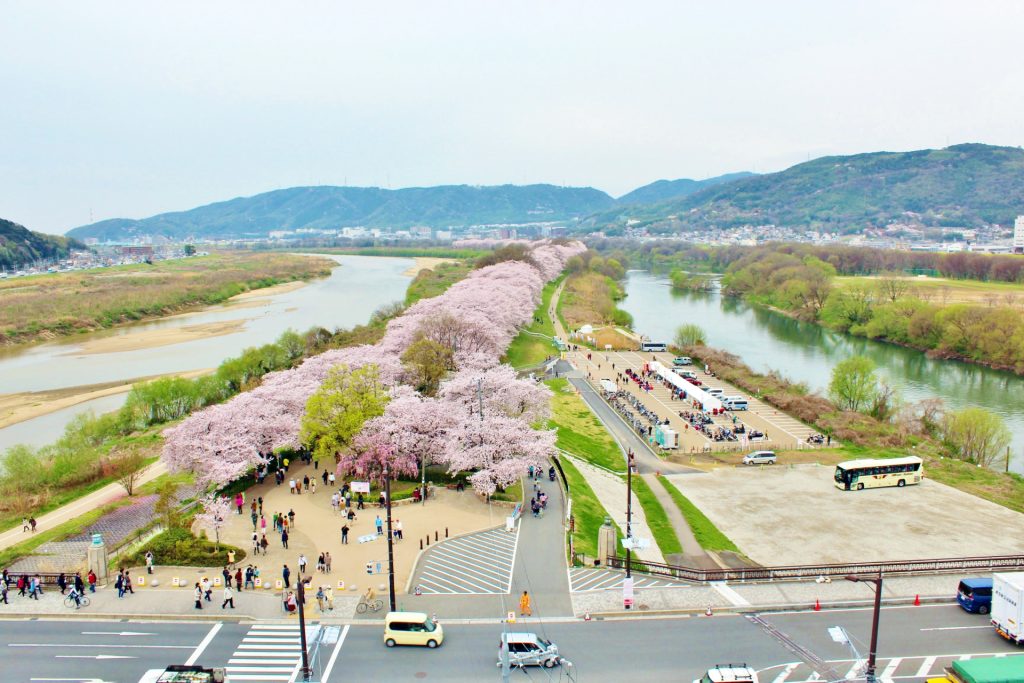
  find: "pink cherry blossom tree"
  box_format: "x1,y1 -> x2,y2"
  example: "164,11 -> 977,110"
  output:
441,414 -> 556,496
194,494 -> 232,550
439,365 -> 551,425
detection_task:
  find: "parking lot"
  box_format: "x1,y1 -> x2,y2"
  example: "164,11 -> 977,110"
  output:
665,465 -> 1024,565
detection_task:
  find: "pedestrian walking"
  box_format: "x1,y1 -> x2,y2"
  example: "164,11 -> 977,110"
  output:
115,571 -> 125,598
87,569 -> 96,593
316,586 -> 326,612
222,566 -> 231,588
258,496 -> 263,515
252,532 -> 260,555
395,520 -> 403,541
289,478 -> 296,494
324,552 -> 332,573
260,515 -> 267,533
145,551 -> 154,574
222,584 -> 235,609
29,517 -> 36,532
74,572 -> 84,595
57,573 -> 67,595
324,585 -> 334,610
244,566 -> 255,590
341,524 -> 349,544
310,479 -> 316,494
202,577 -> 212,601
251,511 -> 258,531
375,515 -> 383,535
322,470 -> 329,485
227,549 -> 236,565
519,590 -> 532,616
124,571 -> 134,595
281,529 -> 289,549
260,534 -> 269,554
234,567 -> 243,591
0,581 -> 7,604
21,518 -> 29,532
357,493 -> 364,510
17,575 -> 26,597
316,553 -> 325,573
282,565 -> 291,589
194,583 -> 203,609
298,554 -> 308,574
288,509 -> 296,528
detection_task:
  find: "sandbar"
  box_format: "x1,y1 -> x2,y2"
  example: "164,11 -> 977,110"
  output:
69,318 -> 251,356
0,369 -> 213,429
402,256 -> 455,277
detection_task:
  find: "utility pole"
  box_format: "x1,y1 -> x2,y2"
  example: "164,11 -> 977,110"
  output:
385,464 -> 396,612
296,567 -> 311,681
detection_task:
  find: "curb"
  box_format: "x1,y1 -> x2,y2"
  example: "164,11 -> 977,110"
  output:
581,595 -> 956,620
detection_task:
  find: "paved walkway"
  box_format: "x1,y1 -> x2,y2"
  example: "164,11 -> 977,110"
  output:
0,460 -> 169,552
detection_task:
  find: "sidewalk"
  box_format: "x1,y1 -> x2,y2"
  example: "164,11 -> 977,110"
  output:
0,461 -> 169,552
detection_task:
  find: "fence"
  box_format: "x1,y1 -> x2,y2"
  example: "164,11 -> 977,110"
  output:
606,554 -> 1024,584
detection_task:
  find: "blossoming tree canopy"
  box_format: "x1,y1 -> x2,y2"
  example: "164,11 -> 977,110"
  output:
337,428 -> 419,484
443,414 -> 556,496
195,494 -> 232,548
439,364 -> 552,426
300,364 -> 390,464
361,386 -> 454,471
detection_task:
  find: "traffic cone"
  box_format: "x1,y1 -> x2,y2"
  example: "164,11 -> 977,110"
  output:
814,599 -> 821,612
914,594 -> 921,606
705,605 -> 713,617
415,585 -> 422,597
584,612 -> 591,621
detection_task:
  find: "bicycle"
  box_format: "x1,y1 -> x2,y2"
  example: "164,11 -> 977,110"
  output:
356,597 -> 384,614
64,594 -> 90,609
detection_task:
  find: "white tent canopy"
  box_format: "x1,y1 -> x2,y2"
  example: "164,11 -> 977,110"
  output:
649,361 -> 724,412
599,379 -> 618,394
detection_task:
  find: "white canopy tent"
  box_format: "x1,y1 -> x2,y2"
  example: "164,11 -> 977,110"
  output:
649,361 -> 724,412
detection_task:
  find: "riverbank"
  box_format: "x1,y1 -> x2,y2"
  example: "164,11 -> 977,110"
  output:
401,256 -> 456,276
0,369 -> 214,430
0,251 -> 334,346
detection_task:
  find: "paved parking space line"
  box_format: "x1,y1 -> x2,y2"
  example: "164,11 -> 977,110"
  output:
425,556 -> 510,584
411,525 -> 518,594
915,656 -> 936,678
419,563 -> 505,592
420,564 -> 506,592
432,541 -> 514,567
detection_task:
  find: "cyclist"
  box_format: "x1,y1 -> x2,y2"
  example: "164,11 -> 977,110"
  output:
363,586 -> 377,605
68,585 -> 82,609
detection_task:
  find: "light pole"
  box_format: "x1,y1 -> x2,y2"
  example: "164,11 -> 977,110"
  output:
296,570 -> 311,681
384,464 -> 397,612
845,570 -> 883,683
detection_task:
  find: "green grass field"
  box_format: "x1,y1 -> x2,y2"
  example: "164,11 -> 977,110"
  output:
546,378 -> 625,472
503,278 -> 560,368
630,475 -> 683,556
657,477 -> 739,553
560,457 -> 623,561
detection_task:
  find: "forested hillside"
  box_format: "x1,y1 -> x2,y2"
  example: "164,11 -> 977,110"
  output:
0,218 -> 85,269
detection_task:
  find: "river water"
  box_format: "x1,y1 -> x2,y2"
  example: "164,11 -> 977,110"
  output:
0,254 -> 415,450
620,270 -> 1024,473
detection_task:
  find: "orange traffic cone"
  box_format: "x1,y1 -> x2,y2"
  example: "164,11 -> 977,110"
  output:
814,599 -> 821,611
914,594 -> 921,606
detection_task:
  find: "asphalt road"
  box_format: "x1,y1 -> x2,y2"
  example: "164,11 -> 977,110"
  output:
2,604 -> 1020,683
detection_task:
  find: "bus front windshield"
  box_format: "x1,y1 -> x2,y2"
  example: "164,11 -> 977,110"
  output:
834,467 -> 846,483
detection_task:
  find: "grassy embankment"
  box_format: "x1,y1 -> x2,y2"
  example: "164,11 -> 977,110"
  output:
656,477 -> 739,553
405,260 -> 475,305
295,246 -> 487,260
503,278 -> 561,369
629,476 -> 683,557
0,251 -> 334,345
546,378 -> 623,472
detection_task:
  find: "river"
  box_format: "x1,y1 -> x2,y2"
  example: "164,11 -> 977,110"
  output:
620,270 -> 1024,473
0,254 -> 415,450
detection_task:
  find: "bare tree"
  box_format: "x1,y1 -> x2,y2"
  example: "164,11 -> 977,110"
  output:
113,446 -> 149,496
876,272 -> 910,303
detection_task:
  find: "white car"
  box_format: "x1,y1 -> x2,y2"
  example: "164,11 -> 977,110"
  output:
742,450 -> 777,466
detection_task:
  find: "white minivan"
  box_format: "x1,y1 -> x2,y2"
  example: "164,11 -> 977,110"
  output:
723,396 -> 748,410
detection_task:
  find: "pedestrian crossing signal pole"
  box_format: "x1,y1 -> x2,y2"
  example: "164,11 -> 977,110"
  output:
296,568 -> 311,681
385,464 -> 397,612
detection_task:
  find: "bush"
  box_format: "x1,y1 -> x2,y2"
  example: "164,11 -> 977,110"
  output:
120,527 -> 244,568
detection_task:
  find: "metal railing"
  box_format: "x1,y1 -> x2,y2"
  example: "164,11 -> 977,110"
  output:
606,554 -> 1024,584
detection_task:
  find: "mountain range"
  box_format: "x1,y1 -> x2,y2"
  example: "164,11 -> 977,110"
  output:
62,143 -> 1024,242
0,218 -> 85,270
592,143 -> 1024,234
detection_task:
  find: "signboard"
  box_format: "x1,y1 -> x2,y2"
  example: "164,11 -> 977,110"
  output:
351,481 -> 371,493
358,533 -> 378,544
621,537 -> 651,550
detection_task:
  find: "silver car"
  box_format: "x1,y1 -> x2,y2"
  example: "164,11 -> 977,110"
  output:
742,450 -> 777,465
498,632 -> 561,668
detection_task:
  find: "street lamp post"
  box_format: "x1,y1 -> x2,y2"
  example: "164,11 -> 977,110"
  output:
845,570 -> 883,683
384,465 -> 397,612
625,449 -> 634,579
296,570 -> 311,681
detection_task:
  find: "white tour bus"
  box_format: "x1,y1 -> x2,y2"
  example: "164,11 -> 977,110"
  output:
640,341 -> 667,352
834,456 -> 923,491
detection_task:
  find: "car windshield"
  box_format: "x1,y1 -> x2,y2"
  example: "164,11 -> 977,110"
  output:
423,619 -> 437,632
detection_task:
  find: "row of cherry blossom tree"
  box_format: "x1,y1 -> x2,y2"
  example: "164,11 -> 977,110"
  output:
163,241 -> 585,495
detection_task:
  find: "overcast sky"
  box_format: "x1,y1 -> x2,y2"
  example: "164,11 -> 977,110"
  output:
3,1 -> 1023,234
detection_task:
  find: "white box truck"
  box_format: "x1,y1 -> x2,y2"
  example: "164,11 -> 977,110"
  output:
991,572 -> 1024,645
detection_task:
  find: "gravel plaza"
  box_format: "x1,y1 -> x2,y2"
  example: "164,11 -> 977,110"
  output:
665,464 -> 1024,566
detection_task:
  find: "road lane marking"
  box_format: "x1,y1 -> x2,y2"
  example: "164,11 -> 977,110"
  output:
915,657 -> 936,678
880,657 -> 901,682
185,621 -> 222,665
10,644 -> 193,649
229,659 -> 297,665
920,625 -> 991,631
771,663 -> 800,683
80,631 -> 155,636
843,660 -> 864,679
320,624 -> 349,683
711,581 -> 751,607
55,655 -> 135,660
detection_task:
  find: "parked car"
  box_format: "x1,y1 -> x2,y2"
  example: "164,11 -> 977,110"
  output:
742,450 -> 777,466
673,356 -> 693,366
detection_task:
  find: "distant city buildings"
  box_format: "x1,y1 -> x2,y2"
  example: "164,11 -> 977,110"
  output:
1015,215 -> 1024,254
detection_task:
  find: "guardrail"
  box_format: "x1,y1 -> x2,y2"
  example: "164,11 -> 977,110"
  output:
606,554 -> 1024,584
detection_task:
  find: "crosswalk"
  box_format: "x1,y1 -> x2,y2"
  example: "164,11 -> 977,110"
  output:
759,652 -> 1024,682
227,623 -> 306,682
411,526 -> 519,594
569,567 -> 691,592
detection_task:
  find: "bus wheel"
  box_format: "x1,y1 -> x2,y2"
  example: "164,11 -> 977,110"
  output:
857,483 -> 864,491
897,480 -> 905,487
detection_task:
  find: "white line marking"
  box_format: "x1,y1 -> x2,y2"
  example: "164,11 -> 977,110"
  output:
242,637 -> 301,643
915,657 -> 936,678
507,523 -> 521,593
880,657 -> 901,682
226,667 -> 296,673
771,663 -> 800,683
228,652 -> 301,657
711,581 -> 751,607
185,621 -> 222,666
227,676 -> 290,682
920,625 -> 992,631
237,644 -> 301,650
10,643 -> 193,650
229,659 -> 298,665
320,624 -> 349,682
844,659 -> 864,679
